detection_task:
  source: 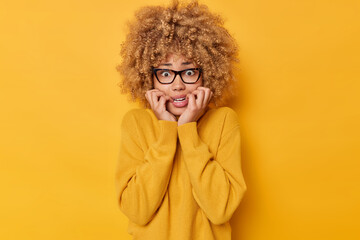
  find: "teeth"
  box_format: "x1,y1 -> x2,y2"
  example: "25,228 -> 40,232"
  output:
173,97 -> 186,102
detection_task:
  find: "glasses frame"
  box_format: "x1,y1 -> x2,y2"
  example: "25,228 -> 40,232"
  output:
152,67 -> 202,84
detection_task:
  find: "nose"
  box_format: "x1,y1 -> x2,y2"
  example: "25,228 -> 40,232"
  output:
171,74 -> 185,91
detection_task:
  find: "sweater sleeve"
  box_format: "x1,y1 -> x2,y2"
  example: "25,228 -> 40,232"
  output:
115,111 -> 178,226
177,113 -> 247,225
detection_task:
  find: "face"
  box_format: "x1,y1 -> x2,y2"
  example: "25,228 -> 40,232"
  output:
153,53 -> 202,116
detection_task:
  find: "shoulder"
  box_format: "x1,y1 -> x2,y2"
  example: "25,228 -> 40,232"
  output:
212,106 -> 238,116
206,107 -> 240,124
121,108 -> 153,128
203,107 -> 240,135
122,108 -> 148,119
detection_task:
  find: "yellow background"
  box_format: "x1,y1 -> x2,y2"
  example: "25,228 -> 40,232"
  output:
1,0 -> 359,239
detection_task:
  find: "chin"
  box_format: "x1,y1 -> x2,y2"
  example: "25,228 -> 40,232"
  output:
167,103 -> 186,117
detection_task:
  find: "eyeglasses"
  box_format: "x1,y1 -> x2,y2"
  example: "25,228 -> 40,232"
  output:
152,68 -> 202,84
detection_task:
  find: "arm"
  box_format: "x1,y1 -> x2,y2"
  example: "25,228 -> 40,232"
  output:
177,111 -> 247,225
115,111 -> 178,226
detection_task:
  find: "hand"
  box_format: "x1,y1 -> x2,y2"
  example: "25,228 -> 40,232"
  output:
145,89 -> 177,122
177,87 -> 213,126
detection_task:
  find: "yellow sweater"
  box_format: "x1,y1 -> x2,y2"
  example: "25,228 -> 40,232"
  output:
115,107 -> 247,240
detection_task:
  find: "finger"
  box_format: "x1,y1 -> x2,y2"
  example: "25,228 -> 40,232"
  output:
196,87 -> 210,100
196,86 -> 210,90
149,90 -> 165,97
189,89 -> 202,108
190,89 -> 199,99
187,93 -> 197,109
148,88 -> 165,97
191,89 -> 199,95
145,92 -> 154,108
196,86 -> 211,93
151,90 -> 166,97
146,90 -> 163,109
195,89 -> 205,107
147,89 -> 157,92
146,89 -> 160,100
146,89 -> 160,96
151,91 -> 165,104
203,89 -> 211,106
165,95 -> 173,103
158,95 -> 167,108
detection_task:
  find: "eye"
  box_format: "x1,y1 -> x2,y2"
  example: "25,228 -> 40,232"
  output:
160,71 -> 171,77
184,70 -> 195,76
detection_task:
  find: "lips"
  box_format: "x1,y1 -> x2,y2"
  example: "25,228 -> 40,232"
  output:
171,95 -> 188,108
172,95 -> 186,100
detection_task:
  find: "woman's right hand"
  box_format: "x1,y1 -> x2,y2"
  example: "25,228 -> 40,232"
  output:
145,89 -> 177,122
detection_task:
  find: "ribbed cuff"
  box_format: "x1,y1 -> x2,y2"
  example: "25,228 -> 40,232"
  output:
177,121 -> 200,149
157,120 -> 178,147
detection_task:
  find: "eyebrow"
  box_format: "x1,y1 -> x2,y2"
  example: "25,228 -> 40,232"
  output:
159,62 -> 193,66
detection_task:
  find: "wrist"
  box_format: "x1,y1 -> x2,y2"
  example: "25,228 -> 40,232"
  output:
160,113 -> 176,122
178,118 -> 193,126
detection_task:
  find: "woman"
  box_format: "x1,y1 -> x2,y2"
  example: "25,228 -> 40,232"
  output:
115,1 -> 247,239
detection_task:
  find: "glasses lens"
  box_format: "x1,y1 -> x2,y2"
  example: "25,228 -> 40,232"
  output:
155,69 -> 175,84
181,69 -> 200,83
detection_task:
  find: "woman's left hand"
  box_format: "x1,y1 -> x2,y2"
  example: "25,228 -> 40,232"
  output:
178,87 -> 213,126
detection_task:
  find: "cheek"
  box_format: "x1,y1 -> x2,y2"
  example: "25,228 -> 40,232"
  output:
153,81 -> 169,93
193,78 -> 203,90
153,79 -> 159,90
189,82 -> 203,93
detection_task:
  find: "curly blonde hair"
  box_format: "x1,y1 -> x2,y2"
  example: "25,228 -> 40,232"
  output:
116,0 -> 239,106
